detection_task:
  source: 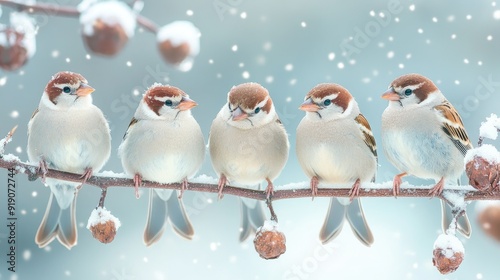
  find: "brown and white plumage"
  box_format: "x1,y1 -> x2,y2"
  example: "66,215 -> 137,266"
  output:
28,71 -> 111,249
381,73 -> 472,237
118,84 -> 204,246
208,82 -> 289,241
296,83 -> 376,246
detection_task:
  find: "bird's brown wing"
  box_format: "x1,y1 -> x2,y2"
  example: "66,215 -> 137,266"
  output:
123,117 -> 139,140
354,114 -> 377,158
434,100 -> 473,156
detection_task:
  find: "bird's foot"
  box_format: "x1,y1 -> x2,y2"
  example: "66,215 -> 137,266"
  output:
428,177 -> 445,197
217,174 -> 227,200
310,176 -> 319,200
178,178 -> 188,199
349,179 -> 361,201
134,174 -> 142,199
265,178 -> 274,200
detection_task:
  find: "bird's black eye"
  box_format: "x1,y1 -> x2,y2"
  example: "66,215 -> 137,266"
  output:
63,86 -> 71,93
165,100 -> 173,106
323,99 -> 332,106
404,89 -> 413,96
254,107 -> 261,114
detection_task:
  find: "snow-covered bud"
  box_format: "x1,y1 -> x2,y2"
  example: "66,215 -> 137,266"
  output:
477,202 -> 500,242
253,220 -> 286,259
79,0 -> 136,56
464,145 -> 500,192
0,12 -> 37,71
157,21 -> 200,72
87,207 -> 121,244
432,234 -> 464,274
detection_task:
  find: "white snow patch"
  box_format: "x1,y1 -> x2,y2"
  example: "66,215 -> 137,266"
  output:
433,234 -> 464,257
79,0 -> 137,38
96,170 -> 128,178
479,114 -> 500,140
257,220 -> 278,233
156,21 -> 200,57
464,144 -> 500,165
442,191 -> 467,210
2,154 -> 20,162
86,206 -> 121,229
190,174 -> 218,185
0,12 -> 37,58
15,165 -> 26,173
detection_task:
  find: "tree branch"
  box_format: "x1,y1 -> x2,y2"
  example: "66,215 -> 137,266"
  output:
1,156 -> 499,202
0,0 -> 158,33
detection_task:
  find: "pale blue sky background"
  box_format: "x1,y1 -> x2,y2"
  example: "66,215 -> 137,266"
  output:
1,0 -> 500,279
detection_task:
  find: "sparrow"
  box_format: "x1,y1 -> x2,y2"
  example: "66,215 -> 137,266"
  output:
296,83 -> 376,246
208,82 -> 289,241
381,73 -> 472,236
118,84 -> 204,245
27,71 -> 111,249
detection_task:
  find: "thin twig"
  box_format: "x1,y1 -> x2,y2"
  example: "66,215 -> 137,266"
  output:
266,198 -> 278,222
98,188 -> 107,208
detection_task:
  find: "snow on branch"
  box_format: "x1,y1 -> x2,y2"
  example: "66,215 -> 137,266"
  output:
0,155 -> 499,202
0,0 -> 152,30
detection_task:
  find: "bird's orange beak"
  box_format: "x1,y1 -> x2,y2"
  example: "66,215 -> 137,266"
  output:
232,107 -> 248,121
381,88 -> 400,101
299,98 -> 320,112
177,96 -> 198,111
76,83 -> 95,97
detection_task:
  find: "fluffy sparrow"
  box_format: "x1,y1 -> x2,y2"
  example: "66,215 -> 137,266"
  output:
296,83 -> 376,246
27,71 -> 111,249
381,73 -> 472,236
209,82 -> 289,241
118,84 -> 204,245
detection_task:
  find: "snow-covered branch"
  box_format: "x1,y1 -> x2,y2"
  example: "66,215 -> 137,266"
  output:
0,0 -> 198,71
0,0 -> 155,32
1,156 -> 498,201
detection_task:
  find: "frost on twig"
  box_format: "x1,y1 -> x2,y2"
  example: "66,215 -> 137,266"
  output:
0,125 -> 17,156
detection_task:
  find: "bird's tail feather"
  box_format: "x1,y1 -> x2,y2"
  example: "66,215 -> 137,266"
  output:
167,191 -> 194,239
35,192 -> 77,250
320,198 -> 346,244
239,199 -> 266,242
144,189 -> 194,246
320,198 -> 374,246
346,198 -> 374,246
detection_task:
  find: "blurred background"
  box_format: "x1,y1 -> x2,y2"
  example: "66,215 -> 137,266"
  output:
1,0 -> 500,279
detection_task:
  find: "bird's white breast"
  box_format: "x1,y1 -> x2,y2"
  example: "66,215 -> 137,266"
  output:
296,116 -> 376,184
209,115 -> 289,186
381,104 -> 464,181
27,105 -> 111,174
119,116 -> 205,184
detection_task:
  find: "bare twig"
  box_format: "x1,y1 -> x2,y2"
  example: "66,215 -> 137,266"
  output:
266,198 -> 278,222
0,0 -> 158,34
98,188 -> 107,208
